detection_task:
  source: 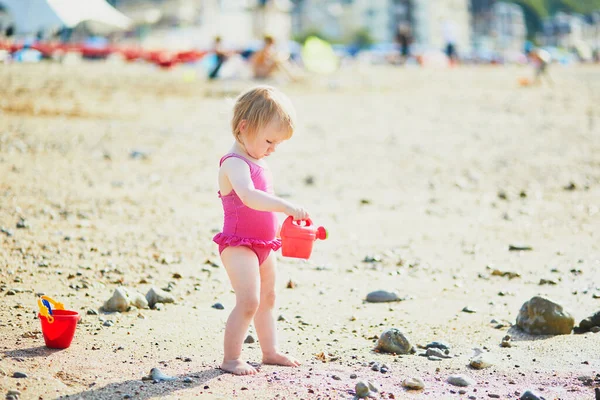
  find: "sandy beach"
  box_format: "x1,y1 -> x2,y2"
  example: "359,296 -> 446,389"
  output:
0,61 -> 599,400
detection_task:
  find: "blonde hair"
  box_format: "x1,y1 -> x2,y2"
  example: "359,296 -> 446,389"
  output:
231,86 -> 296,141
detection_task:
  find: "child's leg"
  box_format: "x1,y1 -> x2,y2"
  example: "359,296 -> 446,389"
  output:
254,252 -> 301,367
220,246 -> 261,375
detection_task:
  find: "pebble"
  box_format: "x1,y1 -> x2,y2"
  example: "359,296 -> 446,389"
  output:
575,311 -> 600,333
350,373 -> 357,379
458,389 -> 467,394
102,287 -> 130,312
470,353 -> 494,369
244,335 -> 255,344
332,375 -> 341,380
87,309 -> 98,315
428,356 -> 443,361
103,320 -> 114,327
212,303 -> 224,310
6,390 -> 20,397
375,328 -> 413,354
426,341 -> 450,350
183,377 -> 193,383
447,374 -> 475,387
462,306 -> 477,313
509,244 -> 532,251
366,290 -> 401,303
380,367 -> 388,373
148,368 -> 176,383
426,348 -> 451,359
516,296 -> 574,335
402,377 -> 425,390
500,335 -> 512,347
354,381 -> 372,398
12,372 -> 27,378
146,287 -> 175,309
520,390 -> 544,400
489,394 -> 500,398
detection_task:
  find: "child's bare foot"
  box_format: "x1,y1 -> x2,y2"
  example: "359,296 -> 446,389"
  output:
262,352 -> 301,367
221,359 -> 257,375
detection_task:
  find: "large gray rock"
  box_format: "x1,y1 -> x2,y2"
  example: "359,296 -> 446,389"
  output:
375,328 -> 413,354
146,287 -> 175,308
516,296 -> 574,335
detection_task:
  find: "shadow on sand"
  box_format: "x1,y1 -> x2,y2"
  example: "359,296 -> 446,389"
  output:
55,368 -> 225,400
506,325 -> 562,342
3,346 -> 63,358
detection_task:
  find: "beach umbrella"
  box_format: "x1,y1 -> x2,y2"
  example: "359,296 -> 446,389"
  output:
2,0 -> 131,34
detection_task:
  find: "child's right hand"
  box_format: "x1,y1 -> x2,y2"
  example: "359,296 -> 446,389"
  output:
285,204 -> 309,221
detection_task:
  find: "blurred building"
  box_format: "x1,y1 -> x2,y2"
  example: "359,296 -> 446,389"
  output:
471,1 -> 525,56
113,0 -> 292,48
291,0 -> 470,52
541,11 -> 600,58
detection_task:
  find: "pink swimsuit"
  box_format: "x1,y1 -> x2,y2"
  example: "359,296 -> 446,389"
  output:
213,153 -> 281,265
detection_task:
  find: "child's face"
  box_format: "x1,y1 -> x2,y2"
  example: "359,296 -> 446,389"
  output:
240,118 -> 289,159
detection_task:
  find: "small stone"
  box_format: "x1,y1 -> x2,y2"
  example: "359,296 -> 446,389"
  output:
6,390 -> 21,396
13,372 -> 27,378
426,341 -> 450,350
489,394 -> 500,398
509,244 -> 532,251
332,375 -> 341,380
148,368 -> 176,382
459,389 -> 467,394
447,374 -> 475,387
375,328 -> 413,354
371,364 -> 380,371
402,377 -> 425,390
183,377 -> 193,383
277,315 -> 286,321
286,280 -> 296,289
244,335 -> 255,344
539,278 -> 557,285
354,381 -> 371,398
102,287 -> 130,312
16,218 -> 29,229
462,306 -> 477,313
470,353 -> 494,369
428,356 -> 443,361
350,373 -> 357,379
576,311 -> 600,333
426,348 -> 451,359
516,296 -> 574,335
87,309 -> 98,315
366,290 -> 401,303
380,367 -> 388,373
212,303 -> 224,310
520,389 -> 544,400
146,287 -> 175,309
103,320 -> 114,327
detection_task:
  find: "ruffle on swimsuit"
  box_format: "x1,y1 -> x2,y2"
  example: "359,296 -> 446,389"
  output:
212,233 -> 281,251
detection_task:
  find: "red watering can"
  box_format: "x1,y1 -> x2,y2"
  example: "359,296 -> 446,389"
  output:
280,216 -> 327,259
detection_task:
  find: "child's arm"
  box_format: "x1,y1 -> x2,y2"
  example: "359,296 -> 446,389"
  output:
222,158 -> 308,219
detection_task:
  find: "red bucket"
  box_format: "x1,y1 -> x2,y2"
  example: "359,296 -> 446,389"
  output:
38,310 -> 80,349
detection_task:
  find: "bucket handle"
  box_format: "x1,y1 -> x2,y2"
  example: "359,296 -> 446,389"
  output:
37,295 -> 65,324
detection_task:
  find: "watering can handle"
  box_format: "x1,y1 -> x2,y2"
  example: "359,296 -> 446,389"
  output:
283,216 -> 313,227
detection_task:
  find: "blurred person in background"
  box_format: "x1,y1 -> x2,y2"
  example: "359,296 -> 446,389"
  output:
394,23 -> 412,65
208,36 -> 230,80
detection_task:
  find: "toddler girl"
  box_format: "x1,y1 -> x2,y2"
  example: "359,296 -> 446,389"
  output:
213,86 -> 308,375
